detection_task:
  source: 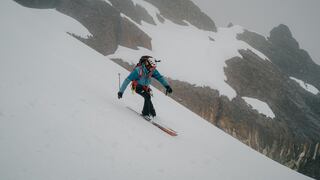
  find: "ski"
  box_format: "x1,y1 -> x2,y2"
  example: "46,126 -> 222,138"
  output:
126,107 -> 178,136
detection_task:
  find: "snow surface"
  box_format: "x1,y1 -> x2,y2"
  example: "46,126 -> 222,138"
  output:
290,77 -> 319,95
0,1 -> 312,180
242,97 -> 276,119
103,0 -> 112,6
109,0 -> 269,100
0,0 -> 91,38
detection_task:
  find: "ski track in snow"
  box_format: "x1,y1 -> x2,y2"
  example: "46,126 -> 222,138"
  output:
0,1 -> 312,180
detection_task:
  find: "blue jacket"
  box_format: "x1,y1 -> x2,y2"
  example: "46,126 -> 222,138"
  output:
119,64 -> 169,93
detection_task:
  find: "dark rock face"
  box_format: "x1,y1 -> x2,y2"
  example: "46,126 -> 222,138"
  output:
269,24 -> 300,49
56,0 -> 120,55
13,0 -> 59,9
236,26 -> 320,178
237,24 -> 320,91
108,0 -> 156,25
56,0 -> 151,55
227,22 -> 233,28
145,0 -> 217,31
224,50 -> 320,179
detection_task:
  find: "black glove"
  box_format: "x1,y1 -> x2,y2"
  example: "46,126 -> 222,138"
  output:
165,86 -> 172,95
118,92 -> 123,99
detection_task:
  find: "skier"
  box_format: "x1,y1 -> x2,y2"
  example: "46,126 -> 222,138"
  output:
117,55 -> 173,120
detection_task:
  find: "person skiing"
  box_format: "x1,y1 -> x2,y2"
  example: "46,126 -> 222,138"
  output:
117,55 -> 173,120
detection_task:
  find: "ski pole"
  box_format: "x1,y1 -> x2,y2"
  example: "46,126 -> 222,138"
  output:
118,73 -> 121,91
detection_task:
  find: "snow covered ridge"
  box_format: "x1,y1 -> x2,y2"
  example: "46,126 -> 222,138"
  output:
290,77 -> 319,95
109,0 -> 270,100
0,1 -> 312,179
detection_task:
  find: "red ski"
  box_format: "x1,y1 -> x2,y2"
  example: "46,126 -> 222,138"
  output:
126,107 -> 178,136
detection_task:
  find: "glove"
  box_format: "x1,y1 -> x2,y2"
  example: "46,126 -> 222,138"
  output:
165,86 -> 172,94
118,92 -> 123,99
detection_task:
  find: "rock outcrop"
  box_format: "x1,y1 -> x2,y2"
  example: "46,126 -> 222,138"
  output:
13,0 -> 59,9
235,25 -> 320,179
145,0 -> 217,31
56,0 -> 151,55
225,50 -> 320,178
237,24 -> 320,91
108,0 -> 156,25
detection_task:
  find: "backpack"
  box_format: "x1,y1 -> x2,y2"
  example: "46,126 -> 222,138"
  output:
130,56 -> 157,93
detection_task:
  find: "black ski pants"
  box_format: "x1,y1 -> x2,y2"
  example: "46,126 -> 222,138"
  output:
135,84 -> 156,117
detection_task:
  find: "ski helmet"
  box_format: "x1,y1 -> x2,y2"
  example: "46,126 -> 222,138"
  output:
139,55 -> 152,64
140,55 -> 157,69
146,57 -> 157,69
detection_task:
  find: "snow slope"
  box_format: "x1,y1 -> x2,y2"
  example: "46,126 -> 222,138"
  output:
290,77 -> 319,95
0,1 -> 312,180
242,97 -> 276,119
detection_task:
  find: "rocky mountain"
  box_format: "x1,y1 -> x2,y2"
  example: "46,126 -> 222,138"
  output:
238,24 -> 320,91
225,49 -> 320,178
235,25 -> 320,178
13,0 -> 320,179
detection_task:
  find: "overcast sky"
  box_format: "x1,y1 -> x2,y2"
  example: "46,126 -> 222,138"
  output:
192,0 -> 320,65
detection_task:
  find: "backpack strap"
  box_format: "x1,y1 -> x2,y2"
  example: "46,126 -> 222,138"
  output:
130,65 -> 155,94
131,65 -> 143,93
147,66 -> 156,78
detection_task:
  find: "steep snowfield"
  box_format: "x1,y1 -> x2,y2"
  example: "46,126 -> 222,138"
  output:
0,1 -> 312,180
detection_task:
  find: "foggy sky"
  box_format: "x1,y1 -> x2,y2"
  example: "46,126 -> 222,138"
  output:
193,0 -> 320,65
